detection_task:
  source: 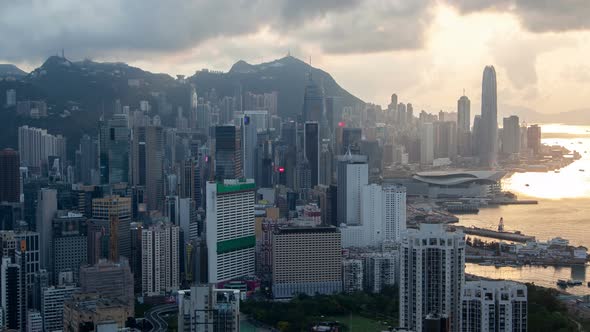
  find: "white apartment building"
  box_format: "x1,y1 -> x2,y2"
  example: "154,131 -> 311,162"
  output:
141,222 -> 180,295
206,179 -> 256,283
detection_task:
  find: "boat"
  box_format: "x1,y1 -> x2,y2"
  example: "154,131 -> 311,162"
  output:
494,262 -> 507,268
557,279 -> 568,288
579,169 -> 585,172
479,261 -> 494,266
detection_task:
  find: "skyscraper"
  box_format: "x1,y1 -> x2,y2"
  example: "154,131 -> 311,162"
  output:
502,116 -> 521,155
132,125 -> 164,212
479,66 -> 498,167
399,223 -> 465,332
99,114 -> 130,184
341,127 -> 362,154
0,149 -> 20,203
141,222 -> 180,296
304,121 -> 320,187
420,123 -> 434,165
77,135 -> 99,185
52,212 -> 87,284
1,256 -> 25,330
337,153 -> 368,226
91,196 -> 132,261
242,110 -> 268,180
205,179 -> 255,283
457,95 -> 471,133
527,124 -> 542,156
36,188 -> 57,272
214,126 -> 242,181
302,75 -> 326,124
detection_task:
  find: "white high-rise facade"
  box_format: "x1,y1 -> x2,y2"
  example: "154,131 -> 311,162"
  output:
337,154 -> 368,225
141,222 -> 180,296
206,179 -> 255,283
357,183 -> 406,247
383,184 -> 406,242
177,285 -> 240,332
400,223 -> 465,332
18,126 -> 67,173
462,281 -> 527,332
420,123 -> 434,165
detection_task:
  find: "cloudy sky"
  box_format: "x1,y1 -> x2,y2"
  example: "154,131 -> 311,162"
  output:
2,0 -> 589,116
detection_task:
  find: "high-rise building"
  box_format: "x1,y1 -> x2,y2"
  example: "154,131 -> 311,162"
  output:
27,309 -> 43,332
342,259 -> 363,293
304,121 -> 320,187
341,127 -> 362,154
272,225 -> 342,298
302,75 -> 326,125
91,196 -> 132,260
242,110 -> 268,180
18,126 -> 67,174
457,95 -> 471,133
420,123 -> 434,165
177,285 -> 240,332
52,212 -> 87,284
1,256 -> 25,330
141,222 -> 180,296
479,66 -> 498,167
399,223 -> 465,332
362,253 -> 397,293
502,116 -> 521,155
79,258 -> 134,312
337,153 -> 368,226
462,281 -> 527,331
99,114 -> 130,184
36,189 -> 57,271
214,126 -> 242,181
527,124 -> 542,156
434,121 -> 457,160
383,184 -> 406,243
205,179 -> 255,283
132,125 -> 164,211
6,89 -> 16,107
0,148 -> 20,203
77,135 -> 99,185
41,284 -> 79,332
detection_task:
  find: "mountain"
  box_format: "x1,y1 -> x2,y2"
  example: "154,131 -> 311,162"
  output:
500,104 -> 590,125
190,55 -> 364,119
0,64 -> 27,77
0,55 -> 364,155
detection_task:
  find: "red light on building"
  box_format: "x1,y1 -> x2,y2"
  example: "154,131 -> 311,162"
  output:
278,167 -> 285,173
338,121 -> 346,127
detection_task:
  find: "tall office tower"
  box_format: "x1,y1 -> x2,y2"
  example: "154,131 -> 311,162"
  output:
399,223 -> 465,332
302,75 -> 326,124
337,153 -> 368,225
6,89 -> 16,106
341,127 -> 362,154
434,121 -> 458,160
502,116 -> 521,155
36,189 -> 57,271
52,212 -> 87,284
420,123 -> 434,165
457,95 -> 471,133
520,126 -> 529,154
462,281 -> 527,331
79,258 -> 134,311
177,285 -> 241,332
304,121 -> 320,187
196,99 -> 211,130
181,158 -> 202,208
472,115 -> 482,156
255,134 -> 274,188
242,110 -> 268,179
8,231 -> 40,289
272,225 -> 342,298
1,256 -> 25,330
319,139 -> 333,185
527,124 -> 542,156
91,196 -> 132,260
179,198 -> 197,243
214,126 -> 242,181
479,66 -> 498,167
99,114 -> 130,184
141,222 -> 180,296
360,184 -> 384,245
77,134 -> 98,185
205,179 -> 255,283
0,149 -> 20,203
132,125 -> 164,212
41,284 -> 79,332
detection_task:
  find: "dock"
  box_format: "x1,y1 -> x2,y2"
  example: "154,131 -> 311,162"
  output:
488,200 -> 538,205
454,226 -> 536,243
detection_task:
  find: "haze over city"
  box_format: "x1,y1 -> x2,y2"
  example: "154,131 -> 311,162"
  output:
2,1 -> 590,115
1,1 -> 590,332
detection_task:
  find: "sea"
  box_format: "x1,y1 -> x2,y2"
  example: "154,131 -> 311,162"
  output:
459,124 -> 590,295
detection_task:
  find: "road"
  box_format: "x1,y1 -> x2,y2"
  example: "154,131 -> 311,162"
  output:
145,303 -> 178,332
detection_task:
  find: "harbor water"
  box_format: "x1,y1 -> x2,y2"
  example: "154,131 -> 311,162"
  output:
458,124 -> 590,295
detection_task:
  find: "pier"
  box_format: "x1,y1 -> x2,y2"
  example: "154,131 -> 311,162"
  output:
454,226 -> 536,243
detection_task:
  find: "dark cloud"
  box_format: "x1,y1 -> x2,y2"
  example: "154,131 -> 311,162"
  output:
449,0 -> 590,32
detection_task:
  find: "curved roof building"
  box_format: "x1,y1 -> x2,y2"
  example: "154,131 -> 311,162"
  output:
412,170 -> 505,186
